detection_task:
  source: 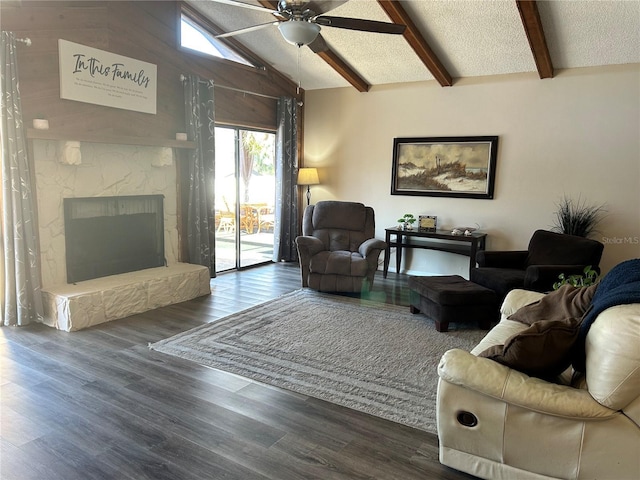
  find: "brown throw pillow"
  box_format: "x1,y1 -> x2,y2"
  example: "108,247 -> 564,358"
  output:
479,317 -> 581,379
508,284 -> 596,326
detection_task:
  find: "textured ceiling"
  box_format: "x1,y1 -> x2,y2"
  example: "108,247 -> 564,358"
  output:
186,0 -> 640,91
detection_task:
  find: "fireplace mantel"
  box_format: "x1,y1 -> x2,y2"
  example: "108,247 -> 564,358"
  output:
27,128 -> 195,149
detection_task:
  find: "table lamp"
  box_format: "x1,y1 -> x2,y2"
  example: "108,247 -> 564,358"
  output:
297,168 -> 320,206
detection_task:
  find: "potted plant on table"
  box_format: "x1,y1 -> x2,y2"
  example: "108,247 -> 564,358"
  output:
397,213 -> 416,230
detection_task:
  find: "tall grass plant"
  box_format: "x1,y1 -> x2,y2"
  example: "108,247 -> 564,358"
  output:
552,195 -> 606,238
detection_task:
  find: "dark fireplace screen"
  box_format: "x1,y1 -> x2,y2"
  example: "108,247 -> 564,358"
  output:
64,195 -> 165,283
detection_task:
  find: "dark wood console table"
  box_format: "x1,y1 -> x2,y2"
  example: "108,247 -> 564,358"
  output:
383,228 -> 487,278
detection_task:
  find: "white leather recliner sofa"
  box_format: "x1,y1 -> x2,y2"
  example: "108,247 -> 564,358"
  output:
436,288 -> 640,480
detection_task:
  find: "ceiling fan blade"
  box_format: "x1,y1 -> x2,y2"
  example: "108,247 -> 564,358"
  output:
215,21 -> 280,39
307,33 -> 329,53
314,15 -> 406,34
208,0 -> 277,15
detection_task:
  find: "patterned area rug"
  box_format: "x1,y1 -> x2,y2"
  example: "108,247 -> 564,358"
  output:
150,289 -> 487,434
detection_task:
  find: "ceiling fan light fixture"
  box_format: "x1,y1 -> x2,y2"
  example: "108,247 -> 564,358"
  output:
278,20 -> 320,46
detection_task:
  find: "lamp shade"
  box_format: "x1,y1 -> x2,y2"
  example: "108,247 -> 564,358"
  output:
278,21 -> 320,46
297,167 -> 320,186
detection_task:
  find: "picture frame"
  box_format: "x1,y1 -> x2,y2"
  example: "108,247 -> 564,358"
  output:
418,215 -> 437,232
391,136 -> 499,199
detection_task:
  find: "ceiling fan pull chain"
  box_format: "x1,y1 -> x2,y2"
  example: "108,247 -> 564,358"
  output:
297,45 -> 302,95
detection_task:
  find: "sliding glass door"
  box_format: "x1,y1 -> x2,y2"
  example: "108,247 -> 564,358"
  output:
214,126 -> 275,272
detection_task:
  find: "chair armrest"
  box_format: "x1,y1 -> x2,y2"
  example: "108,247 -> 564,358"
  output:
438,349 -> 617,419
476,250 -> 528,268
295,236 -> 325,288
524,264 -> 593,292
359,238 -> 387,258
500,289 -> 546,317
295,236 -> 324,258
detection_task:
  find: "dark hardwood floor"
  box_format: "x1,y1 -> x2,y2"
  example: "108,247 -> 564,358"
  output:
1,263 -> 478,480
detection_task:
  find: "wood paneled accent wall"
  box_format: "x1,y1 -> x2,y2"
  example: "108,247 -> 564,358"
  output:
0,0 -> 302,138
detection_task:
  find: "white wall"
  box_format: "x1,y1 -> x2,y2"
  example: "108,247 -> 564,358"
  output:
304,64 -> 640,277
34,141 -> 179,288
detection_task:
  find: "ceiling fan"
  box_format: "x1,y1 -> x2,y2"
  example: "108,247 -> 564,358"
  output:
211,0 -> 406,52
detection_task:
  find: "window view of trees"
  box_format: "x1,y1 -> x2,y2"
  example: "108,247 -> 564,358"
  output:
240,131 -> 275,203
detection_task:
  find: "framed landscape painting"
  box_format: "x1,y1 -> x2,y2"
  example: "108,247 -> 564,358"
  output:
391,136 -> 499,199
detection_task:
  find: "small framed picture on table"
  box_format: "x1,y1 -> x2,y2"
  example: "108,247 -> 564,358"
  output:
419,215 -> 437,232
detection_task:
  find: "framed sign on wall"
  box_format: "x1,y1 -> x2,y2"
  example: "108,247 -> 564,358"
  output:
391,136 -> 499,199
59,39 -> 157,114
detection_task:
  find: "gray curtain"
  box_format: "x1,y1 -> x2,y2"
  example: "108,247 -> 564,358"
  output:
273,97 -> 299,262
183,75 -> 216,276
0,31 -> 44,326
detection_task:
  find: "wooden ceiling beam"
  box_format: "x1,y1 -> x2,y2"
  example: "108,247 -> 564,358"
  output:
377,0 -> 452,87
516,0 -> 554,79
259,0 -> 370,92
315,49 -> 370,92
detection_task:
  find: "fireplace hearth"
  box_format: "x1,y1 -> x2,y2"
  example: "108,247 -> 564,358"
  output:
64,195 -> 165,283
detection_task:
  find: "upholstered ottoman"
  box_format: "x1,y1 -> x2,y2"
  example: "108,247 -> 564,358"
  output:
408,275 -> 498,332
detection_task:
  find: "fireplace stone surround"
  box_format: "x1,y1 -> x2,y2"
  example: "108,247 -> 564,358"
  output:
33,140 -> 210,331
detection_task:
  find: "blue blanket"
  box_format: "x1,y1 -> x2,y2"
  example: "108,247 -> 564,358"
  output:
573,258 -> 640,372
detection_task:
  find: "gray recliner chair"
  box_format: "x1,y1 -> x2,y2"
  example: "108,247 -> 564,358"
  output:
295,201 -> 387,293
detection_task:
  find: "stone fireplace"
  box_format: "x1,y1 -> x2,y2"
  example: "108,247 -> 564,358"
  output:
32,140 -> 210,331
33,140 -> 180,287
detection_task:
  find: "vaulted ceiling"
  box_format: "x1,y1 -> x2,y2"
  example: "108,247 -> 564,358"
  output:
186,0 -> 640,92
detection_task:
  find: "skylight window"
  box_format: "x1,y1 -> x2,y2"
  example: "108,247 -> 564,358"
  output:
181,14 -> 256,68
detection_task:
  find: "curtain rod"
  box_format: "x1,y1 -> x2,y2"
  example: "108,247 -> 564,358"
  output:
16,37 -> 32,46
179,74 -> 279,101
